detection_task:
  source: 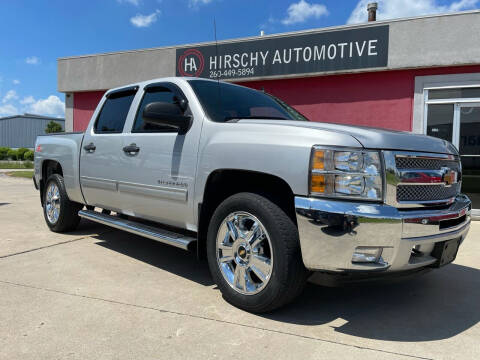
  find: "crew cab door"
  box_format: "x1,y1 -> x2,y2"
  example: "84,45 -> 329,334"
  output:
79,86 -> 138,211
117,82 -> 202,230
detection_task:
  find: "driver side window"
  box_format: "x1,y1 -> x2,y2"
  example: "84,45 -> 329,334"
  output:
133,87 -> 180,132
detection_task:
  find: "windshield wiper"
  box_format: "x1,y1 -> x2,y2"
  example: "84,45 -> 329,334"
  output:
224,116 -> 289,122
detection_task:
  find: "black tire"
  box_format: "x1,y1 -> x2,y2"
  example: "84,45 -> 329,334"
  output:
43,174 -> 82,232
207,192 -> 309,313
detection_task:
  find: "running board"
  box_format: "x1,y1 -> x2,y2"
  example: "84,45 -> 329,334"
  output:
78,210 -> 196,251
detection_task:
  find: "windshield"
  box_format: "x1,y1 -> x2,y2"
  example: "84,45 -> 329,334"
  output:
188,80 -> 309,122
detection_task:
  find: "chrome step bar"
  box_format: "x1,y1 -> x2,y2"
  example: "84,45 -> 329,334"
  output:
78,210 -> 196,250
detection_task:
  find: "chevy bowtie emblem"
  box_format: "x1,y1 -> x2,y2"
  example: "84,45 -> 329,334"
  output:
441,168 -> 458,186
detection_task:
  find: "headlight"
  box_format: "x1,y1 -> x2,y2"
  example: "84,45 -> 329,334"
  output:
310,146 -> 383,201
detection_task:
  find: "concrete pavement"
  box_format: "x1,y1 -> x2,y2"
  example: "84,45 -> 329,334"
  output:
0,175 -> 479,359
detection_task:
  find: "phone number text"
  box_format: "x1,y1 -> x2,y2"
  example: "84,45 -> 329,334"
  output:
209,68 -> 254,79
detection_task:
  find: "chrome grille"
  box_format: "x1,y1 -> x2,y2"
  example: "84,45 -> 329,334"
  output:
395,157 -> 460,170
384,151 -> 462,208
397,183 -> 460,202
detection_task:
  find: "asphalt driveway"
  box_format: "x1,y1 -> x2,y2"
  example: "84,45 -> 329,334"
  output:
0,175 -> 478,359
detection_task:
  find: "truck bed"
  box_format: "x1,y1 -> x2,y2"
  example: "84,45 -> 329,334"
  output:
34,132 -> 85,204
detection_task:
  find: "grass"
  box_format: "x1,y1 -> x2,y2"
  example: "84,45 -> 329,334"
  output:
6,170 -> 34,179
0,161 -> 34,169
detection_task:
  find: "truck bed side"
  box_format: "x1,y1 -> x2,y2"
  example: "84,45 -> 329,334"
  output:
34,132 -> 86,204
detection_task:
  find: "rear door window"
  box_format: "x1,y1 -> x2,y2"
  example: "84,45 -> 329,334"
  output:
94,89 -> 137,134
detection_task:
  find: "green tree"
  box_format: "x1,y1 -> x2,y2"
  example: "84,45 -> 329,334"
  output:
0,147 -> 9,160
7,149 -> 18,160
45,121 -> 64,134
16,147 -> 29,161
23,150 -> 34,161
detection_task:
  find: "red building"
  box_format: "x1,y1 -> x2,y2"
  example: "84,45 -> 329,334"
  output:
58,10 -> 480,209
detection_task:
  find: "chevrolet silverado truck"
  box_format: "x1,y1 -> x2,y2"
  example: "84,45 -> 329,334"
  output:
34,77 -> 471,313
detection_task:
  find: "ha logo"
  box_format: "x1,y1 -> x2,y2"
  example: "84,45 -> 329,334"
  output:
177,49 -> 205,77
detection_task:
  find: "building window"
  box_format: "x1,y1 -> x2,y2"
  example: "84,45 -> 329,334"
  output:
424,86 -> 480,209
428,87 -> 480,100
426,104 -> 454,142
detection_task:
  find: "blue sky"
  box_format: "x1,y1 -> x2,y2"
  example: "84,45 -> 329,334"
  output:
1,0 -> 479,118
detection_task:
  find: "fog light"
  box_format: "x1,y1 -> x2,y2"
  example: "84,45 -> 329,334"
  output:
352,247 -> 383,263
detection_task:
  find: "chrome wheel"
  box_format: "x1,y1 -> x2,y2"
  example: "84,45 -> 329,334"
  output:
45,183 -> 61,224
216,211 -> 273,295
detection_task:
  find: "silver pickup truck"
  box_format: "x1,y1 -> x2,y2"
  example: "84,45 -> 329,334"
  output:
34,77 -> 471,312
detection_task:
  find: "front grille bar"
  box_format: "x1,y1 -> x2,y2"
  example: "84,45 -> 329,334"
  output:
397,183 -> 460,202
383,151 -> 461,208
395,156 -> 458,170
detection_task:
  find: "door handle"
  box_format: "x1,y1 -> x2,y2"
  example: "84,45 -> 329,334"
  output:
83,143 -> 96,153
123,143 -> 140,155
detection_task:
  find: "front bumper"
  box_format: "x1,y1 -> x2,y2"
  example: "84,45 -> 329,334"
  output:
295,194 -> 471,272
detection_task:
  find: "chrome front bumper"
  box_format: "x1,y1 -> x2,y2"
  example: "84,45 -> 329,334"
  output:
295,194 -> 471,272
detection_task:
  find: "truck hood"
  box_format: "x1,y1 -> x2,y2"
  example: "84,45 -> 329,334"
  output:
237,119 -> 458,155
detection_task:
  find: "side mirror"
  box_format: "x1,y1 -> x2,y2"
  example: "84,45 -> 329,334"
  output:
142,101 -> 192,134
178,98 -> 189,112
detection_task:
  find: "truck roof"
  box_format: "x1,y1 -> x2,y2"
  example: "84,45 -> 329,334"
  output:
106,76 -> 221,94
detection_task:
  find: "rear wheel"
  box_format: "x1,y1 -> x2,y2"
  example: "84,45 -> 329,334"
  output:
43,174 -> 82,232
207,192 -> 308,313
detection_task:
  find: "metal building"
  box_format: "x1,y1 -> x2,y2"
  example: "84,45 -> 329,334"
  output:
0,114 -> 65,149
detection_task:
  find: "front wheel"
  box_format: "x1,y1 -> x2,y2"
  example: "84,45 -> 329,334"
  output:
43,174 -> 82,232
207,192 -> 308,313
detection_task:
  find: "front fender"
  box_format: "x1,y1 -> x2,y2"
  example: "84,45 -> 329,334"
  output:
193,121 -> 361,222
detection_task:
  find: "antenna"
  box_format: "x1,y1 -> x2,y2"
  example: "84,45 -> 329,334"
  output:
213,17 -> 219,59
213,17 -> 223,119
